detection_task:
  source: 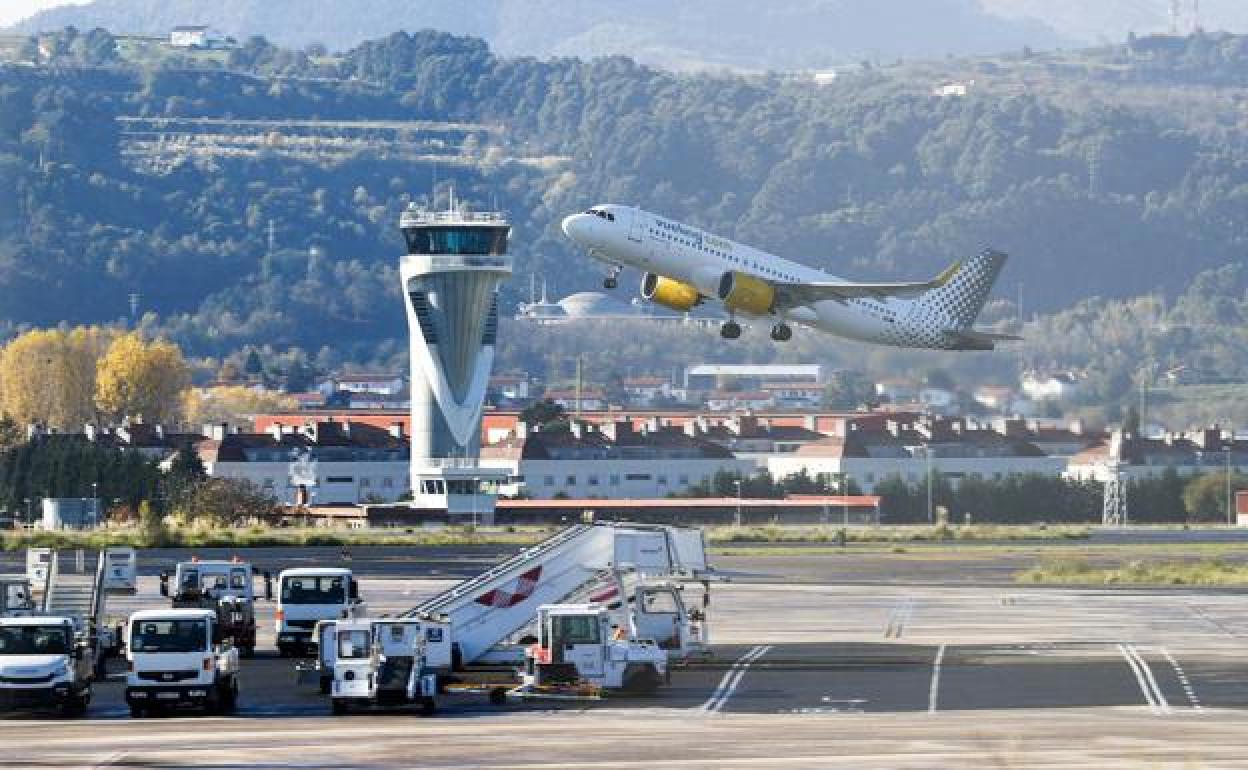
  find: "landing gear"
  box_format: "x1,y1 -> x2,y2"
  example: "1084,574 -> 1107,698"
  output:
603,264 -> 622,289
720,320 -> 742,340
770,323 -> 792,342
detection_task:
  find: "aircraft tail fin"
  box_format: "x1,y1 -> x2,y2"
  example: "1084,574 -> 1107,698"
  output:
917,249 -> 1007,329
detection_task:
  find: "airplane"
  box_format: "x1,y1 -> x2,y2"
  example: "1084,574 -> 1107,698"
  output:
561,204 -> 1018,350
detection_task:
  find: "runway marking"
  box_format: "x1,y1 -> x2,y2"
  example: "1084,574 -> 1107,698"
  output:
700,644 -> 771,714
884,597 -> 915,638
1187,604 -> 1243,638
1118,643 -> 1169,715
1160,647 -> 1203,711
927,644 -> 946,714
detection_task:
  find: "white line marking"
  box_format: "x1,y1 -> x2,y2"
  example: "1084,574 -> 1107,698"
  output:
1119,643 -> 1168,715
1160,647 -> 1203,711
928,644 -> 946,714
700,644 -> 771,714
1129,644 -> 1170,714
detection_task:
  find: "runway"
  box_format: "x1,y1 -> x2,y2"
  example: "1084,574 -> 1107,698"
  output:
5,548 -> 1248,767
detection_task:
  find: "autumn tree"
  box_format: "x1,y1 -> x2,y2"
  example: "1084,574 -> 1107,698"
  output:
183,385 -> 298,430
0,326 -> 114,430
95,332 -> 191,425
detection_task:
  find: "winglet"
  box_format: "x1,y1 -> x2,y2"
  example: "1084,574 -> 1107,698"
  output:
933,260 -> 962,288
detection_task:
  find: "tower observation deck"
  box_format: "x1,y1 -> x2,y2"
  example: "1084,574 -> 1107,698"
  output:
400,199 -> 512,518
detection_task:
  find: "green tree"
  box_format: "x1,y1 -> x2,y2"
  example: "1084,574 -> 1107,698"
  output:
1183,472 -> 1248,523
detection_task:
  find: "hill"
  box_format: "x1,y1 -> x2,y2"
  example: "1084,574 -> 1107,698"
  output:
0,27 -> 1247,389
8,0 -> 1071,70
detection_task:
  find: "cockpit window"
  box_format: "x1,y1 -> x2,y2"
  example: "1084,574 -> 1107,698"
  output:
586,208 -> 615,222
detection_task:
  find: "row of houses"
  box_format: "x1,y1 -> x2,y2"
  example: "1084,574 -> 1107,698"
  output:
36,410 -> 1248,507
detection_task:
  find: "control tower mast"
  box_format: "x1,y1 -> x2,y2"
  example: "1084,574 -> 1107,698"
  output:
400,195 -> 512,520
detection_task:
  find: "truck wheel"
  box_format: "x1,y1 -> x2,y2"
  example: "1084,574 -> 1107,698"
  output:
331,698 -> 348,715
128,704 -> 146,718
488,687 -> 508,706
319,676 -> 332,695
61,694 -> 88,717
222,680 -> 239,713
241,645 -> 255,659
622,664 -> 662,695
417,697 -> 437,716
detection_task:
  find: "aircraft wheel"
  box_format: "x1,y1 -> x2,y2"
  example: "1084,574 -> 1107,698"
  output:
770,323 -> 792,342
603,277 -> 618,289
720,321 -> 742,340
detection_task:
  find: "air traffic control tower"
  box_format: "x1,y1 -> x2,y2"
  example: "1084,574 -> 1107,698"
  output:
399,197 -> 511,521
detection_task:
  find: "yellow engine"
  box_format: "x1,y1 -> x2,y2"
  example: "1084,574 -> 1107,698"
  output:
717,272 -> 775,315
641,273 -> 702,312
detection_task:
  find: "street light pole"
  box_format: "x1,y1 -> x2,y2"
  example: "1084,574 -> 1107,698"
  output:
925,447 -> 934,526
733,479 -> 743,528
1226,446 -> 1234,527
472,476 -> 480,528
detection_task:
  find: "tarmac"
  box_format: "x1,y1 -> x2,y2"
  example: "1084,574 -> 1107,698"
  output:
3,544 -> 1248,767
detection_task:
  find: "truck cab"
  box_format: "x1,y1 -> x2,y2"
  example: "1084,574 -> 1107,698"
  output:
124,608 -> 240,717
525,604 -> 667,694
161,558 -> 267,657
330,618 -> 437,715
276,568 -> 364,657
0,616 -> 92,716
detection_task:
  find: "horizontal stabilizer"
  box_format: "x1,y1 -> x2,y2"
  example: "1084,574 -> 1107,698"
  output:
942,329 -> 1023,351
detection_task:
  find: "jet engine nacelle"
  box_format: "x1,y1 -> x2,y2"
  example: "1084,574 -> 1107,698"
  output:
641,273 -> 702,312
718,272 -> 775,315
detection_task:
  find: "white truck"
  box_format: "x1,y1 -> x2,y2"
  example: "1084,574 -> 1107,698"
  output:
0,615 -> 93,715
161,559 -> 270,657
521,604 -> 667,695
328,618 -> 439,715
276,567 -> 364,657
124,608 -> 240,717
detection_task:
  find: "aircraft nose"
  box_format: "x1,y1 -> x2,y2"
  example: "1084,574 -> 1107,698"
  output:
561,213 -> 591,242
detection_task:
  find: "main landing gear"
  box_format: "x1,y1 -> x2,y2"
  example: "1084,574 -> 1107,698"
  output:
720,320 -> 742,340
770,323 -> 792,342
603,264 -> 623,290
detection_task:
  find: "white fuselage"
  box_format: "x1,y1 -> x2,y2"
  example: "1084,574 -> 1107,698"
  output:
563,205 -> 921,346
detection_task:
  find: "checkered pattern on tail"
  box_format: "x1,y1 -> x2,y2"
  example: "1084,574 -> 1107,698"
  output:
917,250 -> 1006,330
474,566 -> 543,608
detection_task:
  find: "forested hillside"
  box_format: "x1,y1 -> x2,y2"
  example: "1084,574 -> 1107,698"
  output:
10,0 -> 1070,69
2,27 -> 1247,381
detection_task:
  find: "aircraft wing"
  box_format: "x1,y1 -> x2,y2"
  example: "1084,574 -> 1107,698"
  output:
771,261 -> 960,308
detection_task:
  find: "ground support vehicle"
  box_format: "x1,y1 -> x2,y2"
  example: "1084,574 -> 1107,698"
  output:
161,558 -> 270,657
518,604 -> 667,697
276,567 -> 364,658
404,523 -> 714,680
0,616 -> 92,716
0,576 -> 36,617
101,547 -> 137,594
25,548 -> 51,593
328,618 -> 439,715
124,608 -> 240,717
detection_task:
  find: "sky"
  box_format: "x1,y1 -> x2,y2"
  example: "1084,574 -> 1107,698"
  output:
0,0 -> 89,27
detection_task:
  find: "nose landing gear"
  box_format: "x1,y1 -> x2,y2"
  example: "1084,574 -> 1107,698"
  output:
603,264 -> 623,289
770,323 -> 792,342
